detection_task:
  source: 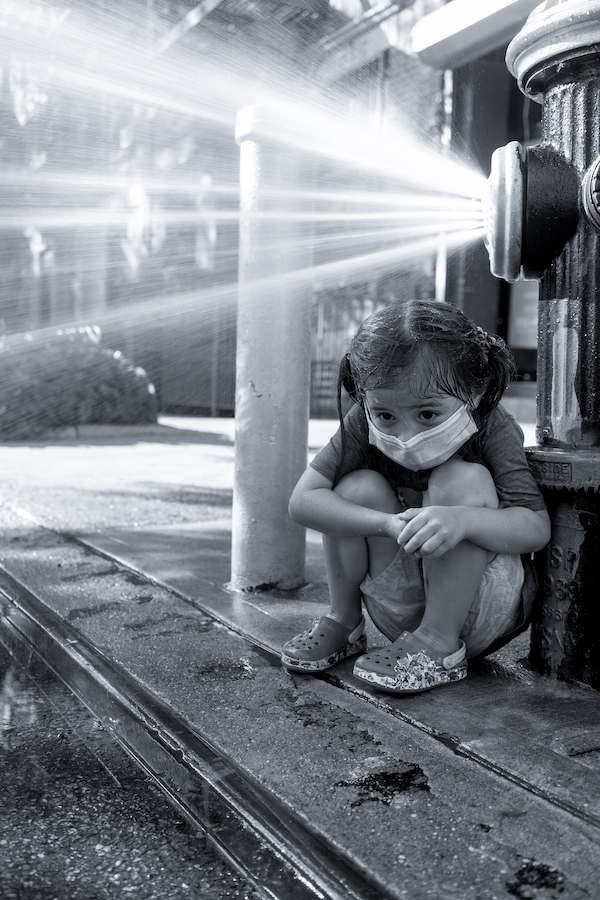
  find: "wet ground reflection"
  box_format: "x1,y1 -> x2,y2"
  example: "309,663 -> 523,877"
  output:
0,643 -> 261,900
1,665 -> 38,749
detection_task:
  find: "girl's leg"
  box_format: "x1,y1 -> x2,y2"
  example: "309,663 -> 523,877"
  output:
281,469 -> 402,671
324,469 -> 402,629
411,458 -> 498,656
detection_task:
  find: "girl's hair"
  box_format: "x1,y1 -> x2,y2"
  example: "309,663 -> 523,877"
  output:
335,299 -> 517,474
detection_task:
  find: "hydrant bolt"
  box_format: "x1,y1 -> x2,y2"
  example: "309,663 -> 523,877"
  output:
582,157 -> 600,232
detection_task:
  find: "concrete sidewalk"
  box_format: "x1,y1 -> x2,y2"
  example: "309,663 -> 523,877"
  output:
0,414 -> 598,900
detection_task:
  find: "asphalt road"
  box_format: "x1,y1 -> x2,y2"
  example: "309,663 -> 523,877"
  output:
0,642 -> 262,900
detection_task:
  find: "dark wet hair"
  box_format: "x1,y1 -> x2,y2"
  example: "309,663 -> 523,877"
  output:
335,299 -> 517,476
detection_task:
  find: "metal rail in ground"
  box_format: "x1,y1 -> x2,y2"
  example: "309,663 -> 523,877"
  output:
0,565 -> 396,900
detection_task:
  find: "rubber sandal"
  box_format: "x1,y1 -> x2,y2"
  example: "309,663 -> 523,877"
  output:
281,615 -> 367,672
353,630 -> 467,693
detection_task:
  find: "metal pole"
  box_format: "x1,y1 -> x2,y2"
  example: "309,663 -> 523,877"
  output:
231,105 -> 313,591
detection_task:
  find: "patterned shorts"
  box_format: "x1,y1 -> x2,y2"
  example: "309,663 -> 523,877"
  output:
360,547 -> 531,659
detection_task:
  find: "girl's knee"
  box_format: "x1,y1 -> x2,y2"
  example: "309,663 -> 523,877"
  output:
335,469 -> 400,513
425,458 -> 498,509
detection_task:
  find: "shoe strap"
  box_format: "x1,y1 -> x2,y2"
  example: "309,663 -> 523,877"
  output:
318,615 -> 364,641
392,631 -> 465,668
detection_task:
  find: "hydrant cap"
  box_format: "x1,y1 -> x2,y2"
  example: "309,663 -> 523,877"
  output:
485,142 -> 524,283
506,0 -> 600,101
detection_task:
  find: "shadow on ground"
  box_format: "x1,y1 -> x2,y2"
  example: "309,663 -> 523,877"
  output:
0,424 -> 235,447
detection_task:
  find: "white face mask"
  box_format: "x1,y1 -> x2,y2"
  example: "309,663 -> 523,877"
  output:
366,403 -> 478,471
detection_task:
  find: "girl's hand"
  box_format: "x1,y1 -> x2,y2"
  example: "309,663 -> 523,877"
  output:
395,506 -> 467,557
385,513 -> 409,544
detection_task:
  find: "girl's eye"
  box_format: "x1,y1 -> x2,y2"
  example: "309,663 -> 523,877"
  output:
378,413 -> 394,422
419,411 -> 438,422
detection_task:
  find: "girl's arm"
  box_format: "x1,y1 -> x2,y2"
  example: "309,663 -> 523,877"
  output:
288,466 -> 402,538
396,504 -> 551,558
395,411 -> 551,558
289,464 -> 551,556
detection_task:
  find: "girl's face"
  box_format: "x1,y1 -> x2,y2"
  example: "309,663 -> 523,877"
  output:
365,378 -> 463,443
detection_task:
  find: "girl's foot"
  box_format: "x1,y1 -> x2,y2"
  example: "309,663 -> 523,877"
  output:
353,630 -> 467,693
281,616 -> 366,672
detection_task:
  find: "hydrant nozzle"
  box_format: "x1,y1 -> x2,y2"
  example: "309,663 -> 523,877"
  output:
485,141 -> 580,283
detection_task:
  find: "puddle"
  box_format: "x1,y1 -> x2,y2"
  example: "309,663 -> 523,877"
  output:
245,641 -> 283,668
334,766 -> 430,807
122,612 -> 213,634
191,657 -> 257,680
123,571 -> 153,586
59,566 -> 119,583
67,601 -> 123,621
506,860 -> 565,898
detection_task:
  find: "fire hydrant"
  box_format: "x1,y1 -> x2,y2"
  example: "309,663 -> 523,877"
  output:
485,0 -> 600,688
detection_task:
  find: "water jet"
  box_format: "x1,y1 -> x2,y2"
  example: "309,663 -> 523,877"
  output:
230,100 -> 485,592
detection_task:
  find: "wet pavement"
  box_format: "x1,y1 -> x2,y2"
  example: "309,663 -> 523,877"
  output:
0,413 -> 598,899
0,643 -> 261,900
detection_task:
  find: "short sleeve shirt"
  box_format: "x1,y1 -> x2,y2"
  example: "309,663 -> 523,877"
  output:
310,403 -> 546,512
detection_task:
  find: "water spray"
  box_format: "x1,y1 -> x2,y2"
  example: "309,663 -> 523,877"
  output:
230,98 -> 485,591
484,0 -> 600,687
2,1 -> 489,593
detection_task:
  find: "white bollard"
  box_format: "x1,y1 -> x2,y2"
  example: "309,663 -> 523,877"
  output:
231,105 -> 313,591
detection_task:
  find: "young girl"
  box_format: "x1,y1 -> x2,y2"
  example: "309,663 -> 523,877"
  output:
281,300 -> 550,694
